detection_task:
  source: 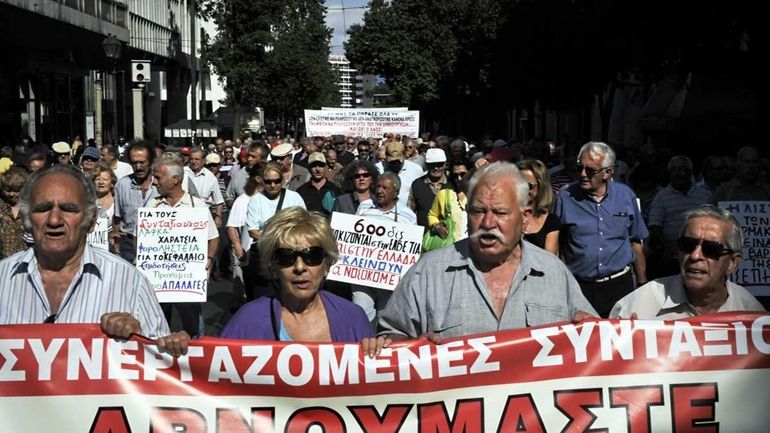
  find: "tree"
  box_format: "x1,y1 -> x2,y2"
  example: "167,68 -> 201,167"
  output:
199,0 -> 336,137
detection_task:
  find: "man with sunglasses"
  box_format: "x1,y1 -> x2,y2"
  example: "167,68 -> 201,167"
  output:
554,141 -> 648,317
610,205 -> 764,318
408,148 -> 447,228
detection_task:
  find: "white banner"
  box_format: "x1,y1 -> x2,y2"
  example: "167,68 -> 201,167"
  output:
136,207 -> 209,302
305,108 -> 419,138
328,212 -> 423,290
720,201 -> 770,296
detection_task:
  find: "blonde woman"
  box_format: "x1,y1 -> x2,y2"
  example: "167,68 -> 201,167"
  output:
516,159 -> 560,255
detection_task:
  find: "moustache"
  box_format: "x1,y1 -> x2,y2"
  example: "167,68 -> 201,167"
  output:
470,228 -> 507,244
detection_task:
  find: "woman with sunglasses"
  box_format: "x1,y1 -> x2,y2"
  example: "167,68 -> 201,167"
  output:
221,207 -> 373,342
426,159 -> 471,246
516,159 -> 560,255
332,160 -> 379,215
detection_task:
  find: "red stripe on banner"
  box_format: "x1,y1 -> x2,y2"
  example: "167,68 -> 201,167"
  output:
0,313 -> 769,398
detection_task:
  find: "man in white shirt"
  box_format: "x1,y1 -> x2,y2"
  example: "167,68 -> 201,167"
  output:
611,204 -> 765,319
100,144 -> 133,179
184,147 -> 225,228
374,140 -> 423,204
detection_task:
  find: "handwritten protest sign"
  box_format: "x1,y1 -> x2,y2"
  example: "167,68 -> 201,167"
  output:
87,211 -> 110,250
328,212 -> 423,290
136,207 -> 209,302
305,108 -> 419,138
720,201 -> 770,296
1,314 -> 769,431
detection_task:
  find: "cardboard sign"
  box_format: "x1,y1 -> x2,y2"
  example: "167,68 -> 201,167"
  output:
136,207 -> 209,302
719,201 -> 770,296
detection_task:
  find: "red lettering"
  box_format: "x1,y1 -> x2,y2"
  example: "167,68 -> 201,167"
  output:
350,405 -> 412,433
497,394 -> 545,433
418,399 -> 483,433
610,386 -> 664,433
286,407 -> 346,433
150,407 -> 205,433
671,383 -> 718,433
554,389 -> 607,433
89,407 -> 132,433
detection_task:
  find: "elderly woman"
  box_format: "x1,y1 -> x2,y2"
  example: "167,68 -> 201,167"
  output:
516,159 -> 560,254
426,159 -> 471,248
221,207 -> 372,342
0,166 -> 29,259
89,162 -> 117,250
332,159 -> 379,214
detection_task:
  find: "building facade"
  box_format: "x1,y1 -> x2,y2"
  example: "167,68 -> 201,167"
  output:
0,0 -> 200,148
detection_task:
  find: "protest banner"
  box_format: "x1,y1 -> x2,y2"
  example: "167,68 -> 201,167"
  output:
87,211 -> 110,250
328,212 -> 423,290
322,107 -> 409,111
305,108 -> 419,138
135,207 -> 209,302
719,201 -> 770,296
1,313 -> 769,432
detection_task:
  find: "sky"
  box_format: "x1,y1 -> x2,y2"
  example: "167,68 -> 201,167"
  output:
324,0 -> 369,55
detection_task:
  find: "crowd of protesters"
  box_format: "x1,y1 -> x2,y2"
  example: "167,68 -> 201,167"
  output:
0,131 -> 767,351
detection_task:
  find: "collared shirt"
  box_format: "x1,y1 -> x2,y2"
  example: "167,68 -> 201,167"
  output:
378,239 -> 597,338
375,160 -> 424,204
246,190 -> 306,232
609,275 -> 765,319
113,174 -> 158,235
151,193 -> 219,240
113,160 -> 134,179
184,166 -> 225,208
226,166 -> 249,201
648,183 -> 715,244
227,192 -> 254,252
554,181 -> 649,280
0,201 -> 26,259
356,199 -> 417,224
296,179 -> 340,216
0,246 -> 170,338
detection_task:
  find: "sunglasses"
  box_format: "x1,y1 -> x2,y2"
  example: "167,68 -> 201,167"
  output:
576,164 -> 610,178
453,171 -> 468,178
677,236 -> 734,260
263,178 -> 282,185
354,173 -> 372,179
274,246 -> 325,268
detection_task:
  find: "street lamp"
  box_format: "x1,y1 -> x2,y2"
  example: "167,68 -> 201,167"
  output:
101,35 -> 122,144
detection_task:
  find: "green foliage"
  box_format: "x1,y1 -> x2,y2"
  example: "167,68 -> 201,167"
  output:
198,0 -> 336,121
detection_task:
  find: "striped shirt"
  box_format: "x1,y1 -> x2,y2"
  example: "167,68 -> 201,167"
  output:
113,174 -> 158,235
0,245 -> 170,338
648,183 -> 715,244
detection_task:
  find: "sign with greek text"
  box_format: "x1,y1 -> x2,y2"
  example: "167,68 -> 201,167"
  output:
328,212 -> 424,290
87,211 -> 110,250
1,314 -> 769,431
135,207 -> 209,302
305,108 -> 419,138
719,201 -> 770,296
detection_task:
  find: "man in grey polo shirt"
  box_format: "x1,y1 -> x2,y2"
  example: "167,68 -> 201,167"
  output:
377,162 -> 596,342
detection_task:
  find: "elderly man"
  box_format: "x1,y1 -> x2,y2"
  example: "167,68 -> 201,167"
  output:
554,142 -> 648,317
225,142 -> 267,207
151,156 -> 219,337
375,140 -> 423,204
408,148 -> 447,228
52,141 -> 72,165
377,162 -> 596,342
0,164 -> 187,355
297,152 -> 340,217
184,147 -> 225,228
611,205 -> 764,318
647,155 -> 715,279
100,144 -> 133,179
112,140 -> 158,263
270,142 -> 309,191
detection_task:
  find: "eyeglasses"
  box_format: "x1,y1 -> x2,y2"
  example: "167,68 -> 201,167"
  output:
274,246 -> 325,268
576,164 -> 610,178
453,172 -> 468,178
263,178 -> 282,185
677,236 -> 734,260
354,173 -> 371,179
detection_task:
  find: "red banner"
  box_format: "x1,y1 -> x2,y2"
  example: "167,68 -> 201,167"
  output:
1,313 -> 769,432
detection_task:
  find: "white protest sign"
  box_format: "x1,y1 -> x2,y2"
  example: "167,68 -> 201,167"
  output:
321,107 -> 408,111
328,212 -> 424,291
135,207 -> 209,302
87,212 -> 110,250
720,201 -> 770,296
305,108 -> 419,138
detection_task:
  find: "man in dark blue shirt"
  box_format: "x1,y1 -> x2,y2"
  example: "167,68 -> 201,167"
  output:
554,142 -> 648,317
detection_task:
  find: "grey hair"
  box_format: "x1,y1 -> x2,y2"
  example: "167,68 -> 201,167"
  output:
18,164 -> 98,232
667,155 -> 693,171
680,204 -> 743,252
578,141 -> 615,168
379,171 -> 401,196
153,156 -> 184,180
467,161 -> 529,210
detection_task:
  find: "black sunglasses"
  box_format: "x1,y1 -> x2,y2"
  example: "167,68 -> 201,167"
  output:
354,173 -> 371,179
274,246 -> 325,268
263,178 -> 282,185
677,236 -> 734,260
576,164 -> 610,178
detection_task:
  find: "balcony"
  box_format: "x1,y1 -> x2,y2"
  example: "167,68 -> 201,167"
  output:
3,0 -> 129,38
